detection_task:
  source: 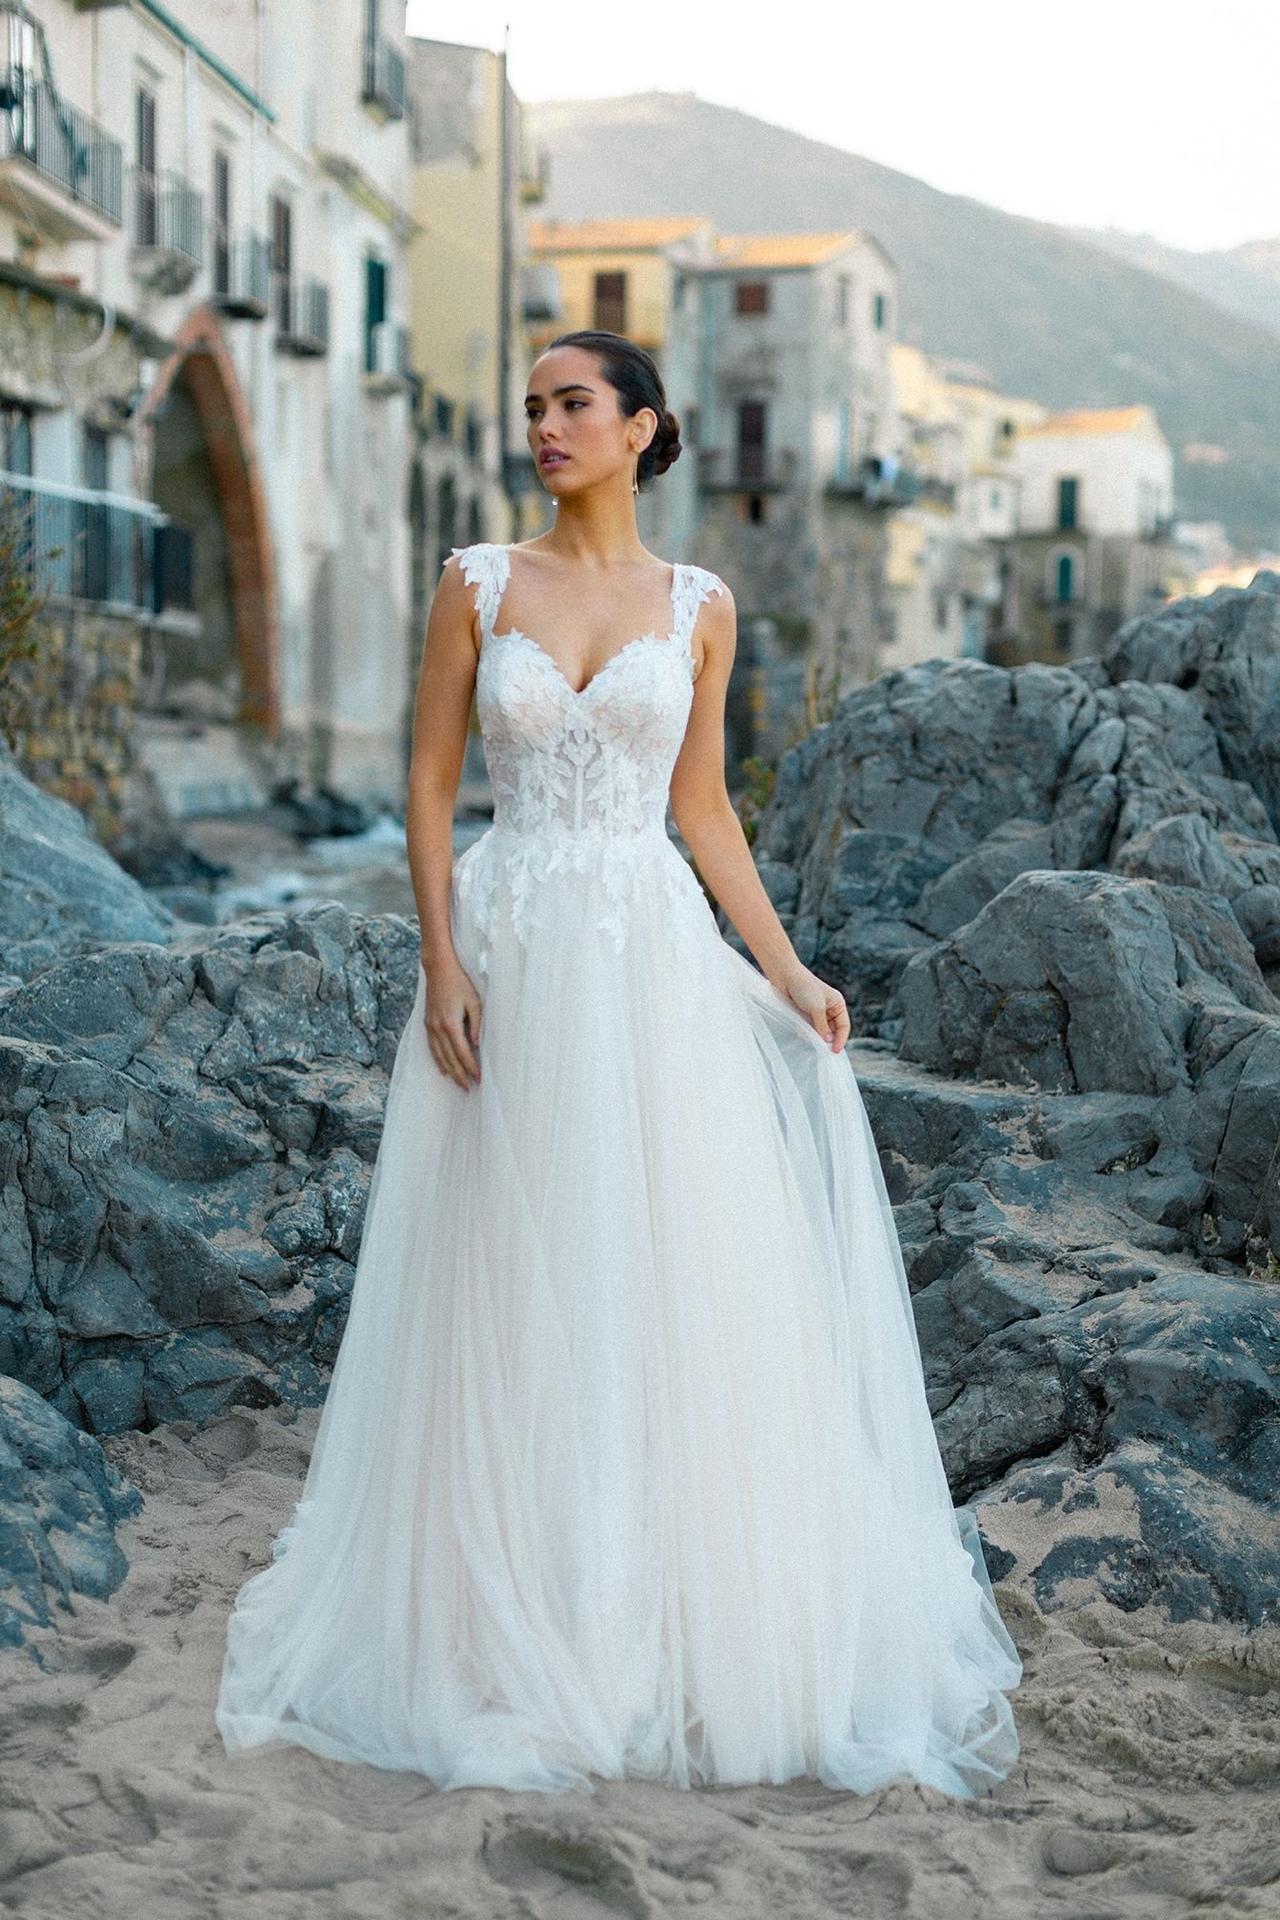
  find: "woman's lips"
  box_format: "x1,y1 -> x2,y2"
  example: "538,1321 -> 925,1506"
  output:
539,452 -> 569,468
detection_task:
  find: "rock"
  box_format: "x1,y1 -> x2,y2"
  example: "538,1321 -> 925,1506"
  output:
0,903 -> 419,1436
0,742 -> 176,986
0,1373 -> 142,1653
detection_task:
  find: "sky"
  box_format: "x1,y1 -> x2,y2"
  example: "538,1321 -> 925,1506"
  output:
404,0 -> 1280,254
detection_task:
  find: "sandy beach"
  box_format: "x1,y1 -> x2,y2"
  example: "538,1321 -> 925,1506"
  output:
2,1401 -> 1276,1920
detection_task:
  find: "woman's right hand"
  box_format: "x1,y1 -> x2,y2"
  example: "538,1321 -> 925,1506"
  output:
421,953 -> 484,1091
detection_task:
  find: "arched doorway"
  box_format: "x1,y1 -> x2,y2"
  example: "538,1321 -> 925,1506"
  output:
141,309 -> 280,730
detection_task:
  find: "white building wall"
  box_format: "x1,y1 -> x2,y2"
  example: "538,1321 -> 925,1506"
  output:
2,0 -> 416,798
1014,428 -> 1174,536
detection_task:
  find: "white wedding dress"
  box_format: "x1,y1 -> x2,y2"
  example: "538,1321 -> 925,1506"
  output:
216,540 -> 1022,1796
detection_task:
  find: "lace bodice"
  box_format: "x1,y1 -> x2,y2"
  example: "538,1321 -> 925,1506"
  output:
447,542 -> 727,974
451,541 -> 725,841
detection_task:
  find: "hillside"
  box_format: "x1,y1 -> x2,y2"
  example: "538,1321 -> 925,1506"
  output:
1071,224 -> 1280,340
524,91 -> 1280,548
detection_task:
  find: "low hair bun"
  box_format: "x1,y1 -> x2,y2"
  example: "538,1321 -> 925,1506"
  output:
652,409 -> 682,478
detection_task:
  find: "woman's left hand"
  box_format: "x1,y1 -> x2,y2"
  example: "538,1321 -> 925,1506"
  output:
774,962 -> 851,1053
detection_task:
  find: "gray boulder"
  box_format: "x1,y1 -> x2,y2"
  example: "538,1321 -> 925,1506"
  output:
0,743 -> 175,990
0,903 -> 419,1436
0,1373 -> 142,1654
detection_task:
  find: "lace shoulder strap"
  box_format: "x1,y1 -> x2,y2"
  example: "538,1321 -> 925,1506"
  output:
450,542 -> 510,639
672,562 -> 726,651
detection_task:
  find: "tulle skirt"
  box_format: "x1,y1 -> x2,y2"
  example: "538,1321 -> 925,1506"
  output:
215,825 -> 1022,1796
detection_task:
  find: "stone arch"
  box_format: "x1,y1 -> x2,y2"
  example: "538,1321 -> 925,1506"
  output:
141,308 -> 280,731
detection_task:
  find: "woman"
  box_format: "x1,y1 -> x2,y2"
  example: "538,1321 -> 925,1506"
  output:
216,329 -> 1022,1796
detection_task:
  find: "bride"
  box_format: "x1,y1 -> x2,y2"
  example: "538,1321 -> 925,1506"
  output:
216,328 -> 1022,1797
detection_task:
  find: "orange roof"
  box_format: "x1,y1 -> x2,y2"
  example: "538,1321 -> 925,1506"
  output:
527,215 -> 710,253
1022,405 -> 1156,437
711,231 -> 863,269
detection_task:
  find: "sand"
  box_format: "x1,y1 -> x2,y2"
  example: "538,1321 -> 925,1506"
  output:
2,1402 -> 1277,1920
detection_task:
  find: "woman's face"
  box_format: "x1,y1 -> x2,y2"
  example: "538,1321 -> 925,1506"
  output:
524,345 -> 657,499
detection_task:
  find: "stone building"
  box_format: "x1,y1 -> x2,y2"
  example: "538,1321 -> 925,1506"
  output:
991,404 -> 1179,664
403,32 -> 546,782
883,342 -> 974,668
524,213 -> 713,564
0,0 -> 417,827
527,219 -> 904,775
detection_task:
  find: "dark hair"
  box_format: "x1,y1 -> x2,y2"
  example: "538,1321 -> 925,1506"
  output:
541,329 -> 682,491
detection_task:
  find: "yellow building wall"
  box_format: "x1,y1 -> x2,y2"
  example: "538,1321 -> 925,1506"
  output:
408,56 -> 503,417
528,251 -> 671,352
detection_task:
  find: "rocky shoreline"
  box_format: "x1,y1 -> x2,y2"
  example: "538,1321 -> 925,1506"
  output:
1,575 -> 1277,1913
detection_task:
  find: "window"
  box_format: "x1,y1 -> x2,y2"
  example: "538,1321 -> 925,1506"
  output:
82,424 -> 110,491
1055,552 -> 1077,602
1057,476 -> 1079,530
873,291 -> 887,329
1053,618 -> 1073,653
736,399 -> 766,484
684,403 -> 699,449
836,274 -> 850,327
212,150 -> 231,295
593,271 -> 626,332
934,590 -> 949,630
269,194 -> 293,332
735,280 -> 769,316
1,399 -> 34,476
364,254 -> 387,371
135,86 -> 158,244
81,426 -> 111,600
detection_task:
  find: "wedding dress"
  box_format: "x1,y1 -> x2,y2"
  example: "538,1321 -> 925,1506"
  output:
215,540 -> 1022,1796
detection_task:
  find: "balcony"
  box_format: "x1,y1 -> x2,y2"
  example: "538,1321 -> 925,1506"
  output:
826,455 -> 923,507
1,472 -> 195,617
129,165 -> 202,294
210,230 -> 270,318
698,447 -> 798,492
363,319 -> 412,394
0,68 -> 122,239
362,35 -> 406,122
275,277 -> 330,356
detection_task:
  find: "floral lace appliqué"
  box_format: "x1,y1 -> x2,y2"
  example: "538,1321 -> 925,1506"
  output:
448,542 -> 725,974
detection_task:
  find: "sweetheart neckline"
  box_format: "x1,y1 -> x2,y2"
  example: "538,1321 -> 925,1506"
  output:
482,547 -> 687,699
484,622 -> 695,699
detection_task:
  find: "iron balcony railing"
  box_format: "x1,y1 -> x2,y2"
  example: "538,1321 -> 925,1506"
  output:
0,66 -> 123,223
362,34 -> 406,119
129,163 -> 202,263
698,447 -> 798,492
211,228 -> 271,316
1,472 -> 195,617
826,455 -> 923,507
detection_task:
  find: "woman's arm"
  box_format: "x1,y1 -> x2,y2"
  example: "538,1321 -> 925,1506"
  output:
669,584 -> 851,1053
405,554 -> 484,1091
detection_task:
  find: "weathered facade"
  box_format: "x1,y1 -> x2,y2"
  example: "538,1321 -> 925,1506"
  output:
1,0 -> 418,826
990,405 -> 1179,665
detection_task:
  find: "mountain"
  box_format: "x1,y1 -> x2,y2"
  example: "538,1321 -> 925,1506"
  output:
1070,225 -> 1280,339
523,92 -> 1280,549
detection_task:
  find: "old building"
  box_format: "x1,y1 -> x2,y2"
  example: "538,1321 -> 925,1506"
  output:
524,213 -> 714,562
526,218 -> 905,774
883,342 -> 977,667
1,0 -> 417,825
691,231 -> 901,768
991,404 -> 1178,663
404,31 -> 550,784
